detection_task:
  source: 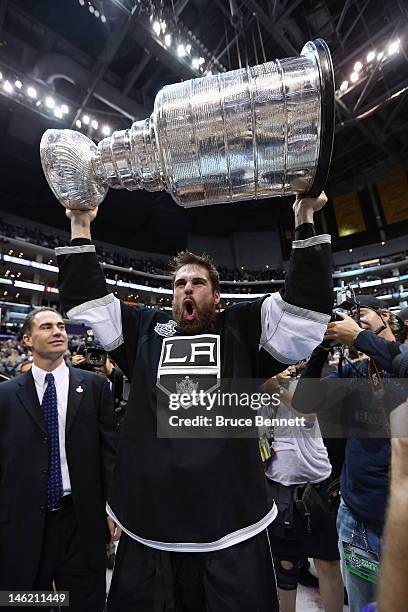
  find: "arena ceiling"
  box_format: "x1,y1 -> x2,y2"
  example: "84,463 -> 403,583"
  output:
0,0 -> 407,254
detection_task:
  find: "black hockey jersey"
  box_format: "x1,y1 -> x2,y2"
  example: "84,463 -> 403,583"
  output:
56,227 -> 332,551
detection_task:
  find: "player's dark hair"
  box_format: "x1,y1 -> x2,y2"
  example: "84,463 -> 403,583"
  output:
169,251 -> 220,293
22,307 -> 63,336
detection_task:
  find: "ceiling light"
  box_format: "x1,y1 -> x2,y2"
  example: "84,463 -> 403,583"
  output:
3,80 -> 13,93
60,104 -> 69,114
388,39 -> 400,55
192,57 -> 205,70
350,71 -> 359,83
354,61 -> 363,72
367,50 -> 376,62
82,114 -> 90,125
54,107 -> 63,119
102,125 -> 111,136
94,9 -> 100,18
27,86 -> 37,99
75,119 -> 82,128
186,44 -> 192,54
79,0 -> 85,5
164,34 -> 171,46
0,72 -> 2,80
340,80 -> 348,91
377,51 -> 384,61
89,5 -> 94,13
45,96 -> 55,109
101,14 -> 106,23
91,119 -> 98,129
161,20 -> 167,33
152,21 -> 161,36
14,79 -> 22,89
177,44 -> 186,57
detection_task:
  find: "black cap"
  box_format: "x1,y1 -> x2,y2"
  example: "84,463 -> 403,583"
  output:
354,294 -> 387,311
398,306 -> 408,323
337,293 -> 387,311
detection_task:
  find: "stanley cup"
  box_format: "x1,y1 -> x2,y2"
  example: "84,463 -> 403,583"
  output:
40,39 -> 334,210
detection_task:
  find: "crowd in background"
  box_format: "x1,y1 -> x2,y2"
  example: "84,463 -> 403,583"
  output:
2,217 -> 408,300
2,217 -> 408,282
0,338 -> 31,377
0,217 -> 285,282
0,334 -> 87,379
0,219 -> 64,250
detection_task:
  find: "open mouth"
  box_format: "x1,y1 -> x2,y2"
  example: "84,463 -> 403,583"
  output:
183,299 -> 197,322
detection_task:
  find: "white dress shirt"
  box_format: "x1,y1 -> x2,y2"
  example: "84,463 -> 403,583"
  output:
32,360 -> 72,494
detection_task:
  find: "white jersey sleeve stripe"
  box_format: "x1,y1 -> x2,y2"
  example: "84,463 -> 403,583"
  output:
291,234 -> 331,249
260,293 -> 330,364
55,245 -> 96,255
67,293 -> 124,351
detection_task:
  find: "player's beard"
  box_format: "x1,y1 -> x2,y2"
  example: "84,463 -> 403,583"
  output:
173,298 -> 217,335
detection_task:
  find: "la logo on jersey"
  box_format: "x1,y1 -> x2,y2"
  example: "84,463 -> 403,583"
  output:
156,334 -> 221,398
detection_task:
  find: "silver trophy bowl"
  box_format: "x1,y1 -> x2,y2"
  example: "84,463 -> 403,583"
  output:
40,39 -> 334,210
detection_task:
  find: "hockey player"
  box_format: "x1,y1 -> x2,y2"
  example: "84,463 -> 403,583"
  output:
56,192 -> 332,611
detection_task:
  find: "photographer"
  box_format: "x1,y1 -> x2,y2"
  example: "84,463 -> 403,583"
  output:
263,368 -> 344,612
292,295 -> 402,612
72,332 -> 128,424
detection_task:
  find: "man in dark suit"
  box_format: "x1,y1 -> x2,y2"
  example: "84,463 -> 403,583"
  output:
0,307 -> 119,611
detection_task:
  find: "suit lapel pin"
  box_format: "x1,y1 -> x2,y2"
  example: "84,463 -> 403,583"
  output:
76,385 -> 84,393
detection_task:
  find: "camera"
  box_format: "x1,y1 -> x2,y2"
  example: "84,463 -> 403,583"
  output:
74,330 -> 107,370
84,347 -> 107,367
331,308 -> 352,323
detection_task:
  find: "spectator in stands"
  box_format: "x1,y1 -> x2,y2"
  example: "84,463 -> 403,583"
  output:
0,339 -> 31,377
1,216 -> 285,283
